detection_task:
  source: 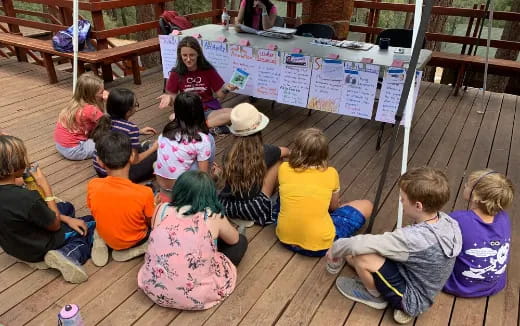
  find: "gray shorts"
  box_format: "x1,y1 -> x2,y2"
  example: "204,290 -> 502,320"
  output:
55,139 -> 96,160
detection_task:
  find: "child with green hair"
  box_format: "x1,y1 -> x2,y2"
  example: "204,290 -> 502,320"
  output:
138,170 -> 247,310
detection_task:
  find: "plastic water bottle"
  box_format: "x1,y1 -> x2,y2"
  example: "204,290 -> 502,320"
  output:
221,7 -> 230,30
58,304 -> 85,326
23,162 -> 44,198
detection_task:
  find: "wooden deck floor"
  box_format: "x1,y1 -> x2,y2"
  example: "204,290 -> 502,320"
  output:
0,57 -> 518,326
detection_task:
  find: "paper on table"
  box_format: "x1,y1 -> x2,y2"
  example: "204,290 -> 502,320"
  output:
202,40 -> 232,82
375,69 -> 423,125
307,57 -> 343,113
255,48 -> 281,100
277,53 -> 313,108
229,45 -> 258,96
339,62 -> 380,119
159,35 -> 179,78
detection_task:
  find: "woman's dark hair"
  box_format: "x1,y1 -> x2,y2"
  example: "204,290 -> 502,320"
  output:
170,170 -> 223,217
162,92 -> 209,142
91,88 -> 136,143
174,36 -> 214,76
244,0 -> 274,30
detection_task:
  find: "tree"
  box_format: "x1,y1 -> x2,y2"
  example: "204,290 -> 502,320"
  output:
135,4 -> 159,68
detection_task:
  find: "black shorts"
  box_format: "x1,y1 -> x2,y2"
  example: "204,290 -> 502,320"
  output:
372,259 -> 407,310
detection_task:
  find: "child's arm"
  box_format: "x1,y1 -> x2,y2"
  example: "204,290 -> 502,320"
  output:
330,229 -> 410,262
279,146 -> 291,159
32,167 -> 87,235
217,215 -> 240,245
329,190 -> 341,212
134,141 -> 158,164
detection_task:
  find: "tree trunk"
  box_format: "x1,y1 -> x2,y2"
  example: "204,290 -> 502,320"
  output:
135,5 -> 159,68
423,0 -> 454,82
486,1 -> 520,93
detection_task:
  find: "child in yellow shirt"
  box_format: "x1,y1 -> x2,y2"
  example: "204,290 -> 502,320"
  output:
275,128 -> 372,256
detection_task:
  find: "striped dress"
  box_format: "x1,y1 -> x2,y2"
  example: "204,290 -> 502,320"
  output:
93,118 -> 140,176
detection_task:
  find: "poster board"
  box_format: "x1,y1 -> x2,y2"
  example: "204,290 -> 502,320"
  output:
307,58 -> 344,113
229,45 -> 258,97
255,49 -> 281,100
159,35 -> 179,78
339,62 -> 380,119
277,53 -> 313,108
202,40 -> 233,82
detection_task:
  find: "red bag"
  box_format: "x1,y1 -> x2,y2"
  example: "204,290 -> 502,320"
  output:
159,11 -> 193,34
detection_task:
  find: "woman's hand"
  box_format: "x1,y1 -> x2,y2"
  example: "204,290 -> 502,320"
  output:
158,94 -> 172,109
63,216 -> 88,236
226,83 -> 239,92
102,90 -> 110,102
140,127 -> 157,135
254,0 -> 266,10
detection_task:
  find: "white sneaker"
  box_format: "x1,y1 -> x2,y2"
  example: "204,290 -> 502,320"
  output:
44,250 -> 88,284
228,218 -> 255,228
112,241 -> 148,262
393,309 -> 414,324
91,230 -> 109,267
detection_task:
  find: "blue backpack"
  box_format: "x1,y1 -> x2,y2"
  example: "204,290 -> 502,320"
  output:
52,20 -> 92,53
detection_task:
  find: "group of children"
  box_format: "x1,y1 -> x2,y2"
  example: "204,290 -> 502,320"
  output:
0,67 -> 513,322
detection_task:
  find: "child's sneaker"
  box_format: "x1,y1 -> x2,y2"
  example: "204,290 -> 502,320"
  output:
112,241 -> 148,262
91,230 -> 109,267
393,309 -> 414,324
44,250 -> 88,284
229,217 -> 255,229
335,276 -> 388,310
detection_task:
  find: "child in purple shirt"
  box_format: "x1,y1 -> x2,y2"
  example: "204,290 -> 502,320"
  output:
443,169 -> 513,297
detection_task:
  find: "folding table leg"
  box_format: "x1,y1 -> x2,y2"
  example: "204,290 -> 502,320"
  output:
376,122 -> 385,151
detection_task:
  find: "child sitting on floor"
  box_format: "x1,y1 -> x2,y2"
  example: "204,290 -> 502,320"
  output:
87,131 -> 155,267
138,170 -> 247,310
54,72 -> 108,160
443,169 -> 513,298
155,92 -> 215,203
328,167 -> 462,324
219,103 -> 289,226
276,128 -> 372,257
91,87 -> 158,183
0,135 -> 95,283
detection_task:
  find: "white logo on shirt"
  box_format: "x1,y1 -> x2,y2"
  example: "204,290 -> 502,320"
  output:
462,242 -> 509,280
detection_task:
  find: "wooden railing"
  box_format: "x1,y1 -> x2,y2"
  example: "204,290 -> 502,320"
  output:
350,0 -> 520,51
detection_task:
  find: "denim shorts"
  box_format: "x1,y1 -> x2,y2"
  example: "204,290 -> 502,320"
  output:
372,259 -> 407,310
282,205 -> 365,257
55,139 -> 96,160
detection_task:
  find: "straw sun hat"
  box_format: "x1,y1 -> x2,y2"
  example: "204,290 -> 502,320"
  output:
229,103 -> 269,136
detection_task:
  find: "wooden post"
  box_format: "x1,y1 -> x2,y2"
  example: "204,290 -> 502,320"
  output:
89,0 -> 113,82
2,0 -> 27,62
287,2 -> 297,19
211,0 -> 225,24
130,55 -> 142,85
42,52 -> 58,84
302,0 -> 354,39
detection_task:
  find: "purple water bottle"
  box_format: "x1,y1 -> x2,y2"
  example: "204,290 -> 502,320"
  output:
58,304 -> 85,326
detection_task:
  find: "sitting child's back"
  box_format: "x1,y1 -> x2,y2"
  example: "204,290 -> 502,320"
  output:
88,176 -> 154,250
443,170 -> 513,298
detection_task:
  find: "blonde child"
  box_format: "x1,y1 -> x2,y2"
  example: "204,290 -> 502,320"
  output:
219,103 -> 290,226
443,169 -> 513,297
54,72 -> 107,160
276,128 -> 372,256
138,171 -> 247,310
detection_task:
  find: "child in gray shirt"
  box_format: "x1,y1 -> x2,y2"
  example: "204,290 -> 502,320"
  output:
328,167 -> 462,324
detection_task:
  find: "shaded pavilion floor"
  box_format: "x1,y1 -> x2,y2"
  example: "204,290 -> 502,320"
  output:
0,57 -> 518,326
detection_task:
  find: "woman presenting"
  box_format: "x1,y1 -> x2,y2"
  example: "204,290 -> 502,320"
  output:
158,36 -> 236,134
236,0 -> 277,31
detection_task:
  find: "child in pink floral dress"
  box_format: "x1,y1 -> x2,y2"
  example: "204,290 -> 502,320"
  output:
138,171 -> 247,310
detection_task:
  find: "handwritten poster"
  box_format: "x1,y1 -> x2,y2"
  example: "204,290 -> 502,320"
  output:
277,53 -> 312,108
159,35 -> 179,78
307,58 -> 343,113
339,62 -> 380,119
229,45 -> 258,96
202,40 -> 232,83
255,49 -> 281,100
375,69 -> 423,125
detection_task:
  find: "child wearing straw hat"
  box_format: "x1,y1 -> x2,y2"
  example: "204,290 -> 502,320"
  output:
219,103 -> 289,226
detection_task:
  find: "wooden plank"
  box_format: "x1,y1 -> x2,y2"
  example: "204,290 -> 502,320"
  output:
239,254 -> 319,325
0,254 -> 16,273
0,263 -> 34,293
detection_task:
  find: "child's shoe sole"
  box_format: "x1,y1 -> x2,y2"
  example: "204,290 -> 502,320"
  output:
44,250 -> 88,284
394,309 -> 414,324
91,231 -> 109,267
229,218 -> 255,228
112,241 -> 148,262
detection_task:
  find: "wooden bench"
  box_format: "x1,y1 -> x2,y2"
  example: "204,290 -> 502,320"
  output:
429,51 -> 520,95
0,32 -> 159,84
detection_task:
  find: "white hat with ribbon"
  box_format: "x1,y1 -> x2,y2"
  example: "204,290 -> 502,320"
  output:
229,103 -> 269,136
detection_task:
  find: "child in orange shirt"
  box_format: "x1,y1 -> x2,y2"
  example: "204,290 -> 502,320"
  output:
87,131 -> 155,267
